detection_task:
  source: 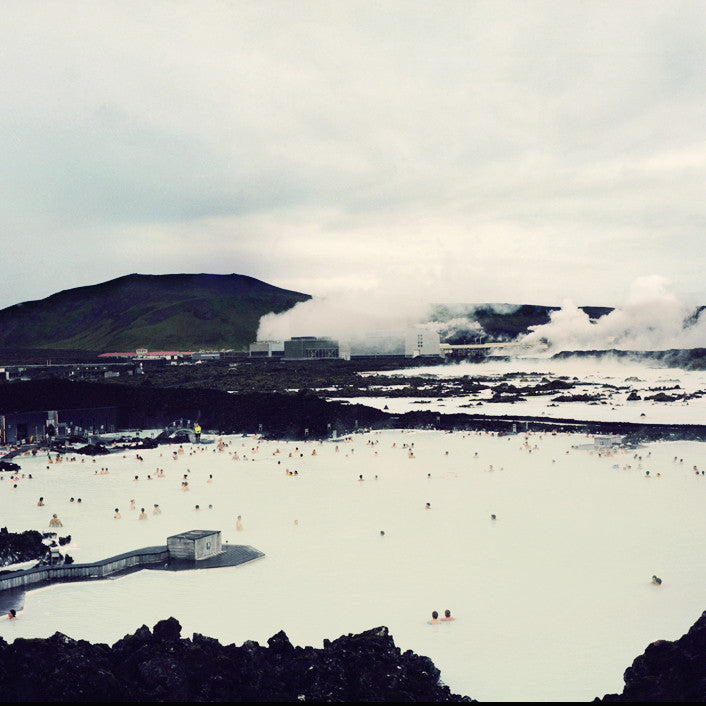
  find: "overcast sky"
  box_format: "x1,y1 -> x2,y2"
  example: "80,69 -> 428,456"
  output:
2,0 -> 705,314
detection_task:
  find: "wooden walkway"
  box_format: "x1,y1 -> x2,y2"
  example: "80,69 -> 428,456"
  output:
0,543 -> 264,614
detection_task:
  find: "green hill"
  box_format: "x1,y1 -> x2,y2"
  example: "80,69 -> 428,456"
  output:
0,273 -> 310,352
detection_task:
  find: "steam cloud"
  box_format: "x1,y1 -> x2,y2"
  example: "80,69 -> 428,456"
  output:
258,275 -> 705,355
257,289 -> 431,354
257,292 -> 518,352
522,276 -> 706,353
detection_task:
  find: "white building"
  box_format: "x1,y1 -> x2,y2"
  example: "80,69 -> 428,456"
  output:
593,435 -> 624,448
405,327 -> 441,357
249,341 -> 285,358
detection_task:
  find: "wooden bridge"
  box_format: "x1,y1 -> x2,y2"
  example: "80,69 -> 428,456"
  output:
0,539 -> 264,613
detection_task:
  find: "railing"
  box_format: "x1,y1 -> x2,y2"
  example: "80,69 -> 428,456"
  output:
0,546 -> 169,592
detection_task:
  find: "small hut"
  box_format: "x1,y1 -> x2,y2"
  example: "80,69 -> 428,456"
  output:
594,435 -> 623,448
167,530 -> 222,560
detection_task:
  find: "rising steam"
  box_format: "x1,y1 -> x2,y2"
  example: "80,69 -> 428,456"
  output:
257,293 -> 519,351
257,289 -> 429,353
522,276 -> 706,353
258,275 -> 704,355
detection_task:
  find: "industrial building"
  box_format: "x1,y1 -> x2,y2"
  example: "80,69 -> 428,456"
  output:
404,327 -> 442,357
248,341 -> 285,358
283,337 -> 339,360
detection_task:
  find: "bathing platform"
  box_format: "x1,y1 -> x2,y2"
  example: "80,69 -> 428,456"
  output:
0,531 -> 263,614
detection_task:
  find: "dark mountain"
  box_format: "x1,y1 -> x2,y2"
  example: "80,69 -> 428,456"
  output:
0,273 -> 310,352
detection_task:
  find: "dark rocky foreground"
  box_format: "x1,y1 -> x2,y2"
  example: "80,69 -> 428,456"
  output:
0,619 -> 472,702
0,528 -> 72,571
598,609 -> 706,702
4,380 -> 706,446
0,529 -> 45,569
1,612 -> 706,702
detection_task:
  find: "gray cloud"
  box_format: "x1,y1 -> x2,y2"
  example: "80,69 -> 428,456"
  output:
1,1 -> 705,311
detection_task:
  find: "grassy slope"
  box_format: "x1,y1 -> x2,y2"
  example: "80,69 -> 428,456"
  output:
0,273 -> 310,351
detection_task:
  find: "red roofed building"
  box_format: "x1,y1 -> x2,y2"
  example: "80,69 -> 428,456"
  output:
99,348 -> 195,362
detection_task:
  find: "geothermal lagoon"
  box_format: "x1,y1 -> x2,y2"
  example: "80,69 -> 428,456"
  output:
1,359 -> 705,702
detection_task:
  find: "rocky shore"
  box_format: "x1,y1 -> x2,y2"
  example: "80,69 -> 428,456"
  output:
3,380 -> 706,451
598,609 -> 706,702
1,610 -> 706,701
0,529 -> 72,569
0,619 -> 472,702
0,529 -> 47,569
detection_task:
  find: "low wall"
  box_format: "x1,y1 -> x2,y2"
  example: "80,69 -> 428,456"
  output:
0,545 -> 169,592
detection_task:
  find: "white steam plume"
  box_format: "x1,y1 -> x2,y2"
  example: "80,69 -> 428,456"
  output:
258,294 -> 521,350
257,288 -> 431,350
522,275 -> 706,352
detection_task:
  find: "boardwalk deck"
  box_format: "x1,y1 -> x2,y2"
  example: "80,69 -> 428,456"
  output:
0,543 -> 264,614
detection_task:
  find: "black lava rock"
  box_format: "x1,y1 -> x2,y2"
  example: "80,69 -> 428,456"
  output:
598,610 -> 706,702
0,620 -> 474,702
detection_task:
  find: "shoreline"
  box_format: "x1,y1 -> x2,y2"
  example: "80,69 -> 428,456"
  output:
4,409 -> 706,468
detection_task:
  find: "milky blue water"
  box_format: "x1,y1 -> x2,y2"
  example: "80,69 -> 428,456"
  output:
2,422 -> 704,701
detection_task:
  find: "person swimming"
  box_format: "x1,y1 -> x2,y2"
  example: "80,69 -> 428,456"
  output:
114,508 -> 121,519
7,609 -> 17,620
652,575 -> 662,585
440,609 -> 455,621
138,508 -> 148,520
428,611 -> 440,624
49,513 -> 63,527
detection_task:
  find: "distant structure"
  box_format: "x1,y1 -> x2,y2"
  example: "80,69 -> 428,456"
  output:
249,341 -> 285,358
99,348 -> 194,362
1,407 -> 118,445
0,361 -> 139,383
405,327 -> 441,358
594,435 -> 624,448
344,330 -> 406,359
191,352 -> 222,362
283,337 -> 339,360
251,334 -> 409,360
439,340 -> 542,359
